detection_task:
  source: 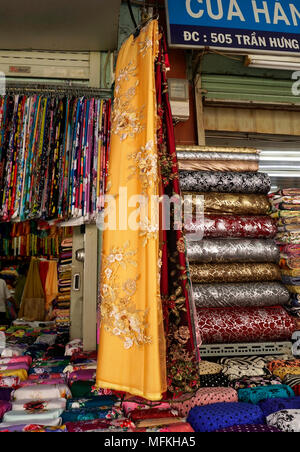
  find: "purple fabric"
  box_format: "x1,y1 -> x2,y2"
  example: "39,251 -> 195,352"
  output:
0,388 -> 13,401
18,378 -> 66,387
0,424 -> 31,432
68,369 -> 96,382
0,400 -> 11,420
0,363 -> 29,371
214,424 -> 281,432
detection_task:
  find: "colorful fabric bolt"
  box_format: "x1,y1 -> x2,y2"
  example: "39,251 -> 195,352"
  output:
187,402 -> 265,433
237,384 -> 294,404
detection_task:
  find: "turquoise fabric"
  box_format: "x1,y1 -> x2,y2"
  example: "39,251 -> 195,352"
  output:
238,384 -> 294,404
66,396 -> 118,410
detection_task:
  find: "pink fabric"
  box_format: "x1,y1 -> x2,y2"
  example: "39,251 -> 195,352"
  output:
0,363 -> 29,372
122,401 -> 171,417
0,356 -> 32,366
160,423 -> 195,432
0,400 -> 11,419
170,387 -> 238,417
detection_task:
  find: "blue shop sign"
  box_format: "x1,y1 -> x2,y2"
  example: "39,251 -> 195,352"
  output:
165,0 -> 300,54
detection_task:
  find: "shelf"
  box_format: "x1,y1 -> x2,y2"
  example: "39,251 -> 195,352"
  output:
199,342 -> 292,357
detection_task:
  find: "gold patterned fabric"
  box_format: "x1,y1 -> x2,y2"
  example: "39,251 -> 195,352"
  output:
178,160 -> 259,172
189,263 -> 281,284
95,20 -> 167,401
183,192 -> 271,215
198,361 -> 223,375
273,366 -> 300,380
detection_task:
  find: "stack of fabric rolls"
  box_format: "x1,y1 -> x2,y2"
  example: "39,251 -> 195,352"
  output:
269,189 -> 300,318
51,237 -> 73,331
177,145 -> 295,345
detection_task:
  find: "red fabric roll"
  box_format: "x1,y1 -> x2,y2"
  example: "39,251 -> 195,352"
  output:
185,215 -> 277,238
196,306 -> 296,344
129,408 -> 176,421
134,423 -> 195,432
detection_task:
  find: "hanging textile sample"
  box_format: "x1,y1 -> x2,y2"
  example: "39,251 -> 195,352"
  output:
95,20 -> 167,401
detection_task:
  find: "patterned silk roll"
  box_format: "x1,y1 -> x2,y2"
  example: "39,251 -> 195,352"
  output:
189,263 -> 281,284
178,160 -> 259,172
196,306 -> 296,344
176,151 -> 260,161
186,239 -> 280,264
193,281 -> 290,308
183,192 -> 271,215
179,171 -> 271,194
184,215 -> 277,238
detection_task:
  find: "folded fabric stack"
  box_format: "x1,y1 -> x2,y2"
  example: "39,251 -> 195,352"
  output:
177,145 -> 294,344
5,327 -> 300,432
269,189 -> 300,317
53,238 -> 73,330
181,355 -> 300,432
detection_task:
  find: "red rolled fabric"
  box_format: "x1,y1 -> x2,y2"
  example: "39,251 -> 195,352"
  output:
184,215 -> 277,238
134,423 -> 195,432
196,306 -> 296,344
129,408 -> 176,421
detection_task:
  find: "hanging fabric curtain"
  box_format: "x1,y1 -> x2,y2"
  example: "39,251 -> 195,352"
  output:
155,33 -> 201,396
95,20 -> 167,401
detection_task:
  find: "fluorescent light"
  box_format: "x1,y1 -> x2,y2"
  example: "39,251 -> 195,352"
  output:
245,55 -> 300,71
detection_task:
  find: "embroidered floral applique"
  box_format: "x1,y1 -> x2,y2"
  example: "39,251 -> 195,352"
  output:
127,140 -> 158,193
100,241 -> 152,349
139,215 -> 159,247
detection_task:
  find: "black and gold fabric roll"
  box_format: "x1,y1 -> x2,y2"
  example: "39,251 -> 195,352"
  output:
189,262 -> 281,284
